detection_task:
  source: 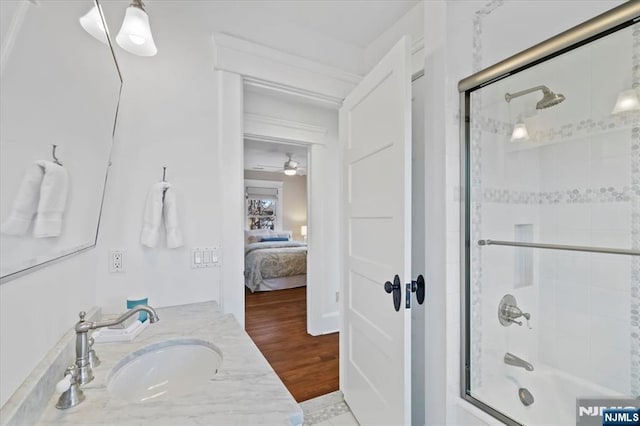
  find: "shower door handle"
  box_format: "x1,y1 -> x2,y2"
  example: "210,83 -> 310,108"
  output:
411,275 -> 425,305
384,275 -> 402,312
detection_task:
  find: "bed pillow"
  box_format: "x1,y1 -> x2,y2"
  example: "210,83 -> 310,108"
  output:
245,229 -> 272,244
260,237 -> 289,242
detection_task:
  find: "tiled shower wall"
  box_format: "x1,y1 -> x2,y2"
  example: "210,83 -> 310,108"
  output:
469,18 -> 638,396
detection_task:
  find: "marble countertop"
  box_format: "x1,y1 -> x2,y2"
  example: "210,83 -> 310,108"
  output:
36,302 -> 302,426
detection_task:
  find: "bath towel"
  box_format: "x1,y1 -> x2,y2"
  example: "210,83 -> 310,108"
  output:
1,160 -> 68,238
141,182 -> 167,248
33,160 -> 69,238
140,182 -> 183,249
163,186 -> 183,249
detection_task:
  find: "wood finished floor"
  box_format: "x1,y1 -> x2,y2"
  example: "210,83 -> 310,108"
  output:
245,286 -> 339,402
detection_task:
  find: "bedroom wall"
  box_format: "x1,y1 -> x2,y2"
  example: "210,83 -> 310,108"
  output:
244,170 -> 308,241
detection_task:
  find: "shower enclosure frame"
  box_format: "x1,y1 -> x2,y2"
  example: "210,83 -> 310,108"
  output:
458,3 -> 640,425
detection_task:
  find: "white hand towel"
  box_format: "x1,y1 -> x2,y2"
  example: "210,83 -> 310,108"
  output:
33,160 -> 69,238
163,185 -> 183,249
1,160 -> 68,238
1,163 -> 45,236
141,182 -> 167,248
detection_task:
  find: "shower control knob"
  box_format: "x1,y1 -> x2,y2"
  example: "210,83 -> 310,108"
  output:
498,294 -> 532,328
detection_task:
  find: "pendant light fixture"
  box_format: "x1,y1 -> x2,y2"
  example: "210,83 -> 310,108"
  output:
283,154 -> 298,176
79,4 -> 108,45
611,88 -> 640,114
116,0 -> 157,57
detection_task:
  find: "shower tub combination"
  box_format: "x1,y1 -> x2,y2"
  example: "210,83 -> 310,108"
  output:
459,3 -> 640,425
474,366 -> 629,425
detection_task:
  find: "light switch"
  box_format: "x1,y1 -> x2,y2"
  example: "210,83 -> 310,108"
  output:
191,246 -> 220,268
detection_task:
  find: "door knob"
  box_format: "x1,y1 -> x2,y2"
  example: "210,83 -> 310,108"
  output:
384,275 -> 402,312
411,275 -> 425,305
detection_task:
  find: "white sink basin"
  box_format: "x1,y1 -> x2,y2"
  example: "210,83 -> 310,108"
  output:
107,339 -> 223,403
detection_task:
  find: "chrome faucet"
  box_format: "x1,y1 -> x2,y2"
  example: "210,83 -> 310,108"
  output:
74,305 -> 159,385
504,352 -> 534,371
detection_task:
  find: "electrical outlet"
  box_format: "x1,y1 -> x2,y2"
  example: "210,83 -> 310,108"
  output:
110,250 -> 125,273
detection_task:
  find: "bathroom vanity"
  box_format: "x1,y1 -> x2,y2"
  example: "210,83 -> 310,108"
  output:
33,302 -> 302,425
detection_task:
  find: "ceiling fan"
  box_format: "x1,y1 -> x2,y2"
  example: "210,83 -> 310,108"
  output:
283,153 -> 298,176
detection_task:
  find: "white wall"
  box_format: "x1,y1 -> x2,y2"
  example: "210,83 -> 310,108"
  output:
244,89 -> 340,334
0,250 -> 97,407
244,170 -> 308,241
94,2 -> 224,314
421,0 -> 627,424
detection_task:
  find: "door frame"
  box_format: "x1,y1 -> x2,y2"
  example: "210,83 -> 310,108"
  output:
213,34 -> 425,338
243,112 -> 327,334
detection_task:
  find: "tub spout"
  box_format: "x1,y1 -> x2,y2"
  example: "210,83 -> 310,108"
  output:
504,352 -> 534,371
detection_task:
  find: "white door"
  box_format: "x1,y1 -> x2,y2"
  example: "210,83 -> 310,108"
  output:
340,36 -> 412,425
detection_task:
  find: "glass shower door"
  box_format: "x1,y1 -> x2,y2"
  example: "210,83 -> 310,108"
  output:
462,18 -> 639,426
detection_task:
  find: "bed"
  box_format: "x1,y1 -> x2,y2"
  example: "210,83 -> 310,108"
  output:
244,230 -> 307,292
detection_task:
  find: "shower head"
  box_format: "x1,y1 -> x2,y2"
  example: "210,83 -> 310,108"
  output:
535,89 -> 565,109
505,85 -> 565,110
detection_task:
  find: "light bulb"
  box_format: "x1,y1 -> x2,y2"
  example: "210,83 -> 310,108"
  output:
510,122 -> 529,142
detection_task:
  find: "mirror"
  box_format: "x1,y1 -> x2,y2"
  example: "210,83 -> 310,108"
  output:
0,0 -> 121,282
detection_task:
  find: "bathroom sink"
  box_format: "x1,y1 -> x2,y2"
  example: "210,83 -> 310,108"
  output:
107,339 -> 222,403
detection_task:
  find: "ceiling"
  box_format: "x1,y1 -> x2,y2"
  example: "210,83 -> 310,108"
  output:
241,0 -> 419,48
244,139 -> 308,175
99,0 -> 420,76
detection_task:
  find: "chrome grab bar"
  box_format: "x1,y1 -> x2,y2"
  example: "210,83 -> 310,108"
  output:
478,239 -> 639,256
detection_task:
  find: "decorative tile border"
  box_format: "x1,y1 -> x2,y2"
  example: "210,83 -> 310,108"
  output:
475,109 -> 636,144
300,391 -> 351,425
468,0 -> 508,392
629,23 -> 640,397
482,186 -> 634,204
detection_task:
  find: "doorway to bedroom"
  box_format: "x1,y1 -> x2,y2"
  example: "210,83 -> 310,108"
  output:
242,139 -> 339,402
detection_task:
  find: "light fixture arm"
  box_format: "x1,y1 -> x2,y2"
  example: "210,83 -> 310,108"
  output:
130,0 -> 146,11
505,85 -> 549,102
